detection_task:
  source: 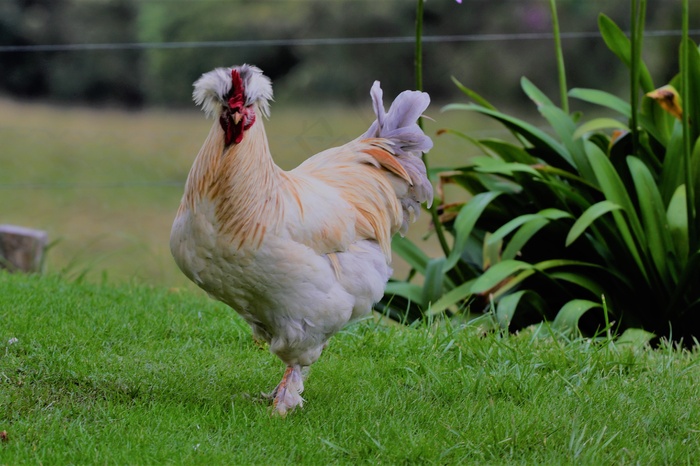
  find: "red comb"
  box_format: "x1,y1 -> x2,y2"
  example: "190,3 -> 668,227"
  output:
220,68 -> 255,145
229,69 -> 245,111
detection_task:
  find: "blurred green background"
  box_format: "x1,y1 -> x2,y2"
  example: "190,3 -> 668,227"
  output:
0,0 -> 696,287
0,0 -> 693,107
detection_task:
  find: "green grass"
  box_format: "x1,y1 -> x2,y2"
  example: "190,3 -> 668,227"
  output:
2,271 -> 700,464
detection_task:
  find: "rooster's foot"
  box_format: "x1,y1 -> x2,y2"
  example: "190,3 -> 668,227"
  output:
270,365 -> 304,417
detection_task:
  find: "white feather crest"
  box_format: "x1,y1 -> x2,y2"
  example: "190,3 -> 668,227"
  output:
192,64 -> 273,119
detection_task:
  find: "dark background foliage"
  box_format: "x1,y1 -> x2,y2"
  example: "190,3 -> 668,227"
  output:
0,0 -> 693,108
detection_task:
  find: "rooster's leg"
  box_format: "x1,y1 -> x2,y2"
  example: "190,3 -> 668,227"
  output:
270,364 -> 304,417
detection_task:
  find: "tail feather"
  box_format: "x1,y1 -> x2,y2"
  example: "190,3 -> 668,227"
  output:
363,81 -> 433,156
363,81 -> 434,234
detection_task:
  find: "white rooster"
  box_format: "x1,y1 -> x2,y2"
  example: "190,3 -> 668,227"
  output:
170,64 -> 433,416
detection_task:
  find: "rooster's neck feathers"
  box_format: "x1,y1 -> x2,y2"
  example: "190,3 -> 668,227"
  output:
193,64 -> 273,119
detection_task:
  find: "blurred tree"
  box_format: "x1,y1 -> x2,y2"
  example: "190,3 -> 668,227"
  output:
0,0 -> 143,106
137,1 -> 301,106
0,0 -> 693,109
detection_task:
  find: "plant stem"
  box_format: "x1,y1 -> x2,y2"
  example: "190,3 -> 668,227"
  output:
415,0 -> 451,258
415,0 -> 424,108
680,0 -> 697,250
548,0 -> 568,113
629,0 -> 645,157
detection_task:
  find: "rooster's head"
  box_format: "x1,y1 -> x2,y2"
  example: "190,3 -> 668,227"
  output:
193,64 -> 273,145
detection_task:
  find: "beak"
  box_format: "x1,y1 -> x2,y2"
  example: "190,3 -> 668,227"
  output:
233,112 -> 243,125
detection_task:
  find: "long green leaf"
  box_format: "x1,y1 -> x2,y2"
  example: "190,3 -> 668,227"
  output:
552,299 -> 602,332
616,328 -> 655,348
476,259 -> 610,300
536,164 -> 601,192
502,217 -> 550,261
489,209 -> 572,245
482,232 -> 502,270
391,236 -> 429,276
667,185 -> 689,267
547,271 -> 608,298
659,122 -> 685,203
588,144 -> 646,240
586,143 -> 649,281
598,13 -> 654,93
450,76 -> 497,110
470,260 -> 534,295
521,78 -> 598,185
384,282 -> 424,305
479,140 -> 538,164
495,290 -> 528,330
539,104 -> 596,182
640,94 -> 674,147
422,258 -> 446,307
566,200 -> 623,246
521,76 -> 556,108
685,39 -> 700,143
473,159 -> 541,178
693,137 -> 700,213
443,103 -> 575,169
444,191 -> 501,272
681,38 -> 699,250
573,118 -> 629,140
627,156 -> 674,289
569,88 -> 632,117
427,279 -> 477,316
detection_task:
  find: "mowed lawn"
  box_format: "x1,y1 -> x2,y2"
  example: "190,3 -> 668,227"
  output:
1,272 -> 700,464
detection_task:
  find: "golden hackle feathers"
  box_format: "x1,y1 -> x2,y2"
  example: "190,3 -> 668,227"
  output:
291,138 -> 406,260
361,139 -> 413,185
181,69 -> 432,262
181,108 -> 283,250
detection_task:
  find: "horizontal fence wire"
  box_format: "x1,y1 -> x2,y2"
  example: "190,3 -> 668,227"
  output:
2,28 -> 698,192
0,181 -> 185,190
1,30 -> 699,53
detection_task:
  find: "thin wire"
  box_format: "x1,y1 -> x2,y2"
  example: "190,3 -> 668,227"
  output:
1,30 -> 698,53
0,0 -> 682,3
0,181 -> 184,190
2,26 -> 698,192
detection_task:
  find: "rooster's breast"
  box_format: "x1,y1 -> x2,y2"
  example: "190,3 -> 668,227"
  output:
170,199 -> 391,365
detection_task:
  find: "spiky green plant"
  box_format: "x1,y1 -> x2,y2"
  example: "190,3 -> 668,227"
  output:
381,0 -> 700,344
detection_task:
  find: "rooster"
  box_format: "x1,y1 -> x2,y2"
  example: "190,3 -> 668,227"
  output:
170,64 -> 433,416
